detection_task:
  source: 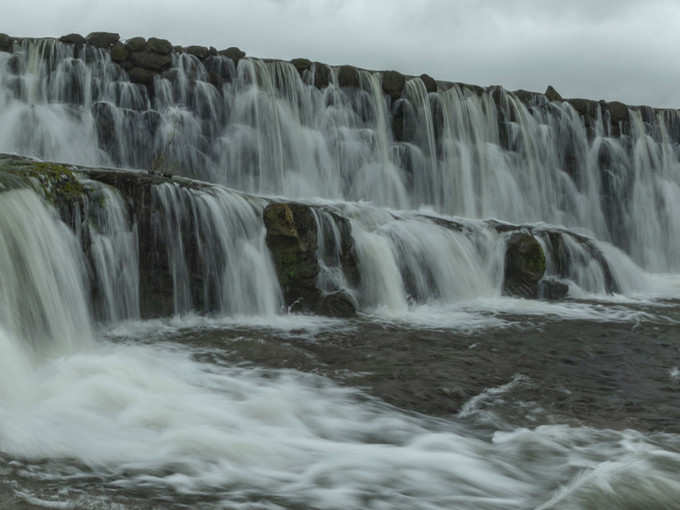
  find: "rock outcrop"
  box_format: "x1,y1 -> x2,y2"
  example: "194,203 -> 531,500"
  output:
0,154 -> 621,319
263,202 -> 359,316
503,233 -> 546,298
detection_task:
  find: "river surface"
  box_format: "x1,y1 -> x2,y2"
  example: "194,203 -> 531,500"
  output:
2,298 -> 679,510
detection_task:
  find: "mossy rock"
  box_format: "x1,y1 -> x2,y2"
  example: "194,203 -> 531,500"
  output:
503,232 -> 546,298
110,42 -> 129,62
146,37 -> 172,55
125,37 -> 146,52
0,33 -> 11,52
382,70 -> 405,100
420,73 -> 437,93
59,33 -> 86,45
338,65 -> 360,88
86,32 -> 120,48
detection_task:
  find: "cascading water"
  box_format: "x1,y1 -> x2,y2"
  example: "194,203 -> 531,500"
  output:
151,182 -> 282,316
2,38 -> 679,272
2,35 -> 680,510
0,189 -> 92,358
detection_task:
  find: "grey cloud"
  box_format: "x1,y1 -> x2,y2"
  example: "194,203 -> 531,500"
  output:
3,0 -> 679,107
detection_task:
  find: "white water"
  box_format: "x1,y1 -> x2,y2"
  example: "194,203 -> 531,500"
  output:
1,37 -> 680,510
2,38 -> 680,272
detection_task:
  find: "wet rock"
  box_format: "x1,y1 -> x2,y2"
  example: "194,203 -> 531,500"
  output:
607,101 -> 628,124
420,73 -> 437,93
318,291 -> 357,318
545,85 -> 562,102
503,233 -> 546,298
291,58 -> 312,74
7,55 -> 20,74
567,98 -> 598,117
125,37 -> 146,52
338,65 -> 360,88
86,32 -> 120,48
146,37 -> 172,55
130,51 -> 172,71
59,33 -> 86,45
313,62 -> 331,89
0,33 -> 11,52
263,203 -> 321,311
382,70 -> 405,101
110,42 -> 128,62
186,45 -> 209,59
128,67 -> 157,85
219,47 -> 245,64
539,278 -> 570,300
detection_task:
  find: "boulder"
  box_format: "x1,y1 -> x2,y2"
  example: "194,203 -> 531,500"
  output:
545,85 -> 562,102
607,101 -> 628,124
338,65 -> 360,88
219,47 -> 245,64
110,42 -> 128,62
318,291 -> 357,318
382,70 -> 405,100
291,58 -> 312,74
130,51 -> 172,71
420,73 -> 437,93
86,32 -> 120,48
263,203 -> 321,311
186,45 -> 209,59
59,33 -> 86,45
128,66 -> 157,85
146,37 -> 172,55
503,233 -> 546,298
538,278 -> 569,300
313,62 -> 331,89
0,33 -> 11,52
125,37 -> 146,52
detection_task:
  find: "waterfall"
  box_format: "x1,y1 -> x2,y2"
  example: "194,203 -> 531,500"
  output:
151,183 -> 282,316
85,180 -> 140,322
0,189 -> 92,358
0,36 -> 679,287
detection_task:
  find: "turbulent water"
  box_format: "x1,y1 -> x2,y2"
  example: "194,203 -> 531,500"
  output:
1,37 -> 680,509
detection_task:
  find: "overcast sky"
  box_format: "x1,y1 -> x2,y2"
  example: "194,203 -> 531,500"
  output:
4,0 -> 679,107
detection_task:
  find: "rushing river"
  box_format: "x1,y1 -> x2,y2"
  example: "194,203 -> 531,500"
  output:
1,37 -> 680,509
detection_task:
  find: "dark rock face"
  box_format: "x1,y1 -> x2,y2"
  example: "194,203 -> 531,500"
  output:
291,58 -> 312,74
263,203 -> 322,312
125,37 -> 146,52
503,233 -> 546,298
146,37 -> 172,55
110,43 -> 128,62
0,33 -> 11,52
338,65 -> 360,88
128,67 -> 157,85
262,203 -> 358,317
59,33 -> 86,45
420,73 -> 437,93
539,278 -> 570,300
545,85 -> 562,102
186,45 -> 209,59
382,70 -> 405,101
607,101 -> 628,124
86,32 -> 120,48
313,62 -> 331,89
219,47 -> 245,64
319,291 -> 357,317
130,51 -> 172,71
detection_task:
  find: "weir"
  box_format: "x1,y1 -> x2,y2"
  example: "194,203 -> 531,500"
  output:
1,36 -> 679,274
0,34 -> 678,322
1,32 -> 680,510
